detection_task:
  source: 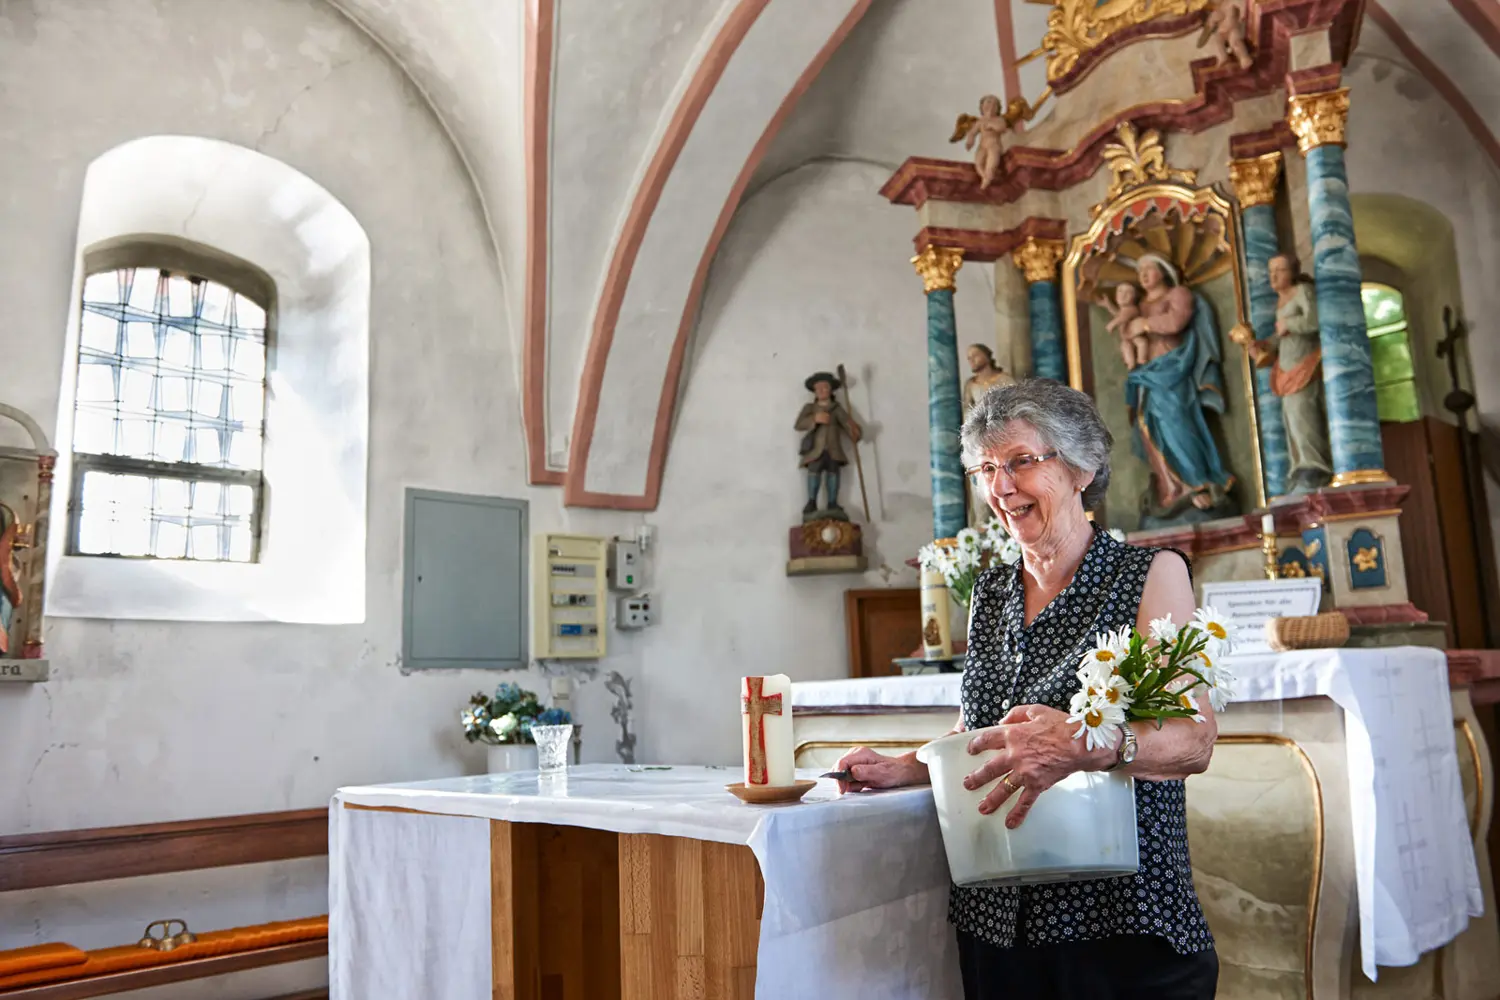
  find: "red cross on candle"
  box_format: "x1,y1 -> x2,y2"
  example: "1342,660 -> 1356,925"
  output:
741,676 -> 784,786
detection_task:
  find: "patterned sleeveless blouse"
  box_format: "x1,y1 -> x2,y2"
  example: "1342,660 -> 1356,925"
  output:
949,526 -> 1214,955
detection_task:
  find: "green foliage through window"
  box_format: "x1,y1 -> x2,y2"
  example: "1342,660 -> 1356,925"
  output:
1361,283 -> 1419,423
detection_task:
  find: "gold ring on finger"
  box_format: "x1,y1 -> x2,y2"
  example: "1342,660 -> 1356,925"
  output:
1001,773 -> 1016,792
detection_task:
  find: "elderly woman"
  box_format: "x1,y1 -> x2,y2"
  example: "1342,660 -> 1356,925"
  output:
835,379 -> 1219,999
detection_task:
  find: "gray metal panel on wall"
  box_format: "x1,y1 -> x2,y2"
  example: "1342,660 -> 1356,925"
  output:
402,489 -> 527,670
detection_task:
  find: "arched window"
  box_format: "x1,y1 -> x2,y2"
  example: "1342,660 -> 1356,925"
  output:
49,136 -> 369,624
1361,283 -> 1420,423
71,262 -> 270,562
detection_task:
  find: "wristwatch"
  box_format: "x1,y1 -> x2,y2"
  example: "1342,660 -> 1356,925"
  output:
1108,723 -> 1137,771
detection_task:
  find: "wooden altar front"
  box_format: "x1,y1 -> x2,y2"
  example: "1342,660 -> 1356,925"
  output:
484,818 -> 762,1000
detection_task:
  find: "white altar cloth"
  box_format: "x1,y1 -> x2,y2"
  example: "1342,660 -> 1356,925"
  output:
791,645 -> 1484,979
329,765 -> 961,1000
794,673 -> 961,710
1228,645 -> 1483,979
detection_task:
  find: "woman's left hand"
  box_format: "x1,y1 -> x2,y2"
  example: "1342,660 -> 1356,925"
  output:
961,705 -> 1107,828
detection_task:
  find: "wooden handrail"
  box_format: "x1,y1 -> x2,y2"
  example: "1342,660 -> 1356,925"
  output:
0,940 -> 327,999
0,809 -> 327,892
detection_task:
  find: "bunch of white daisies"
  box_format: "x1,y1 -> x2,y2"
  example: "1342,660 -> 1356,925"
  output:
917,518 -> 1022,607
918,521 -> 1129,608
1067,607 -> 1238,751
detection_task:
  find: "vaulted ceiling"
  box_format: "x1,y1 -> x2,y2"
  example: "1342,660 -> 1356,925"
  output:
325,0 -> 1500,509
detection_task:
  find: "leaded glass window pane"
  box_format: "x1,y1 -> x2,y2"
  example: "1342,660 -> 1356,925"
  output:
70,266 -> 268,562
72,469 -> 258,563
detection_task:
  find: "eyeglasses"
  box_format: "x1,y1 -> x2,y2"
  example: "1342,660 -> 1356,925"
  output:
965,451 -> 1060,484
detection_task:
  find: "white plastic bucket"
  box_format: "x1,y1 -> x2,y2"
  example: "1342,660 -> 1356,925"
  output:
917,727 -> 1139,887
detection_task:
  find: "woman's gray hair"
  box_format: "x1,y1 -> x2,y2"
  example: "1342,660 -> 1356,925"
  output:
961,378 -> 1113,511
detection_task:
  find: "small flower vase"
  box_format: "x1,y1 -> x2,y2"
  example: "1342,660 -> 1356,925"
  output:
919,567 -> 953,660
487,742 -> 538,773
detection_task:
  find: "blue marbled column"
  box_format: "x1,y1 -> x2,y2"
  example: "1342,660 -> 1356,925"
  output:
1306,143 -> 1384,477
1028,280 -> 1066,383
1242,203 -> 1290,497
926,287 -> 965,539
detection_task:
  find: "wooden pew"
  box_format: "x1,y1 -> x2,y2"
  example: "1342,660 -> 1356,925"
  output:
0,810 -> 329,999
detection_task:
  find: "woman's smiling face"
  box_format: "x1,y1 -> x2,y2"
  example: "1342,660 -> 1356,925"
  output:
972,421 -> 1091,549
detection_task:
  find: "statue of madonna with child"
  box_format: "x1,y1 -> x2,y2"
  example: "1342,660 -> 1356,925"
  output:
1108,253 -> 1235,527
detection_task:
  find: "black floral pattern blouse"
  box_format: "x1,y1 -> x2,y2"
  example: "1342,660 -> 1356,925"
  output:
949,526 -> 1214,955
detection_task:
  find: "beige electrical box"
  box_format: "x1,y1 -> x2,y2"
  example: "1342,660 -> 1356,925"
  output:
533,533 -> 608,659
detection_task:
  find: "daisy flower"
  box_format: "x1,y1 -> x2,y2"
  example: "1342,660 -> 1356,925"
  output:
1068,698 -> 1125,751
956,527 -> 981,552
1198,648 -> 1235,712
1079,629 -> 1129,673
1148,614 -> 1179,643
1095,672 -> 1134,711
1177,690 -> 1207,724
1192,606 -> 1236,649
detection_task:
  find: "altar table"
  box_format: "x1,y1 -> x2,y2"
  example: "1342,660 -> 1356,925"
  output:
329,766 -> 962,1000
792,645 -> 1499,998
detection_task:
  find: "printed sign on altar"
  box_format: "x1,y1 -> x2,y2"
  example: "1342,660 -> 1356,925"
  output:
1200,578 -> 1323,656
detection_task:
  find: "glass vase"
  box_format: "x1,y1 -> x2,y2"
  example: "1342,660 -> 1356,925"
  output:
531,724 -> 574,773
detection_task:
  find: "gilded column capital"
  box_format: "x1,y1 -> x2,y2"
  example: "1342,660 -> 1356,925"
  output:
1288,88 -> 1351,155
911,245 -> 965,293
1011,237 -> 1066,284
1229,151 -> 1283,208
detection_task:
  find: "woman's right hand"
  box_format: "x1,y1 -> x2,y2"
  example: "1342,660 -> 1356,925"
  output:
833,746 -> 928,794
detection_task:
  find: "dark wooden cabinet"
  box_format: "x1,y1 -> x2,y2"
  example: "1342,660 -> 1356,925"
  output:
844,588 -> 920,677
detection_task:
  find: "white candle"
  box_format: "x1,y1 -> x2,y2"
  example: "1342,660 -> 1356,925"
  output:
741,674 -> 794,787
1261,513 -> 1275,537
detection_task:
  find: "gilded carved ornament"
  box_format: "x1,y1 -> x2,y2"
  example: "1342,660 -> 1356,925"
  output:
1287,88 -> 1351,155
1012,238 -> 1068,284
1094,122 -> 1198,215
1329,468 -> 1392,488
1041,0 -> 1212,81
912,246 -> 965,293
1228,152 -> 1283,209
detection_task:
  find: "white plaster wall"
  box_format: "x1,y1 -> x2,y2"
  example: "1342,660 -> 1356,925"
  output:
327,0 -> 529,395
0,4 -> 980,986
0,0 -> 618,989
582,0 -> 863,496
752,0 -> 1002,188
1341,23 -> 1500,579
637,159 -> 978,767
1009,0 -> 1056,128
548,0 -> 733,469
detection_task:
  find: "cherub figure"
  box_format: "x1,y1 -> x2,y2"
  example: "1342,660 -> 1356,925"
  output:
1199,0 -> 1253,71
951,96 -> 1031,190
1099,283 -> 1148,368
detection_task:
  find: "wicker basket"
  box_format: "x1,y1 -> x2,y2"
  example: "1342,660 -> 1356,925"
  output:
1265,612 -> 1350,651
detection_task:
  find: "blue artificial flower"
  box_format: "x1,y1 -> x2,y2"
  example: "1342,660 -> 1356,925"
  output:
492,681 -> 524,707
537,707 -> 571,726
